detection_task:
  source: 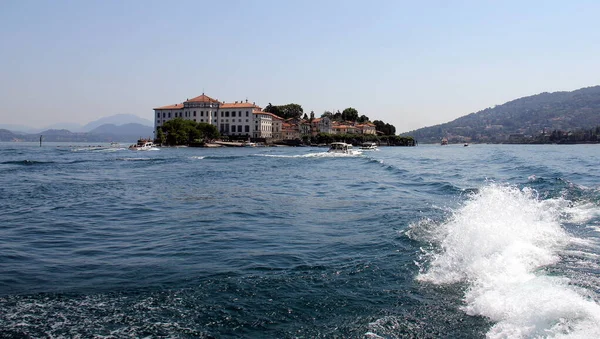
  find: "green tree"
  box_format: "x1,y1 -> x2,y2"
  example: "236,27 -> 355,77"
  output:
321,111 -> 333,119
342,107 -> 359,122
161,118 -> 220,145
155,128 -> 166,145
263,103 -> 282,117
333,110 -> 342,121
373,120 -> 396,135
197,122 -> 219,141
357,115 -> 370,123
280,103 -> 304,119
264,103 -> 303,119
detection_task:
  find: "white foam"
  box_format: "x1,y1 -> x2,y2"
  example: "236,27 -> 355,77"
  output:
564,202 -> 600,224
255,152 -> 363,158
189,156 -> 205,160
415,184 -> 600,338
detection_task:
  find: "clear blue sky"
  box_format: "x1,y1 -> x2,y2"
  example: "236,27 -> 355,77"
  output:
1,0 -> 599,132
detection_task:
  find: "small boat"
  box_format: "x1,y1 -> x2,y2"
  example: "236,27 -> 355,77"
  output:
360,142 -> 378,150
441,138 -> 448,145
328,142 -> 359,155
129,139 -> 157,151
464,143 -> 469,147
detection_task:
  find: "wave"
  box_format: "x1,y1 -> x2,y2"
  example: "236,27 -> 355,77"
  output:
253,152 -> 363,158
408,184 -> 600,338
70,147 -> 127,152
1,160 -> 54,166
115,157 -> 159,162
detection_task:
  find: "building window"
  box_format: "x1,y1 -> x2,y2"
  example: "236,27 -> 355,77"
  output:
194,111 -> 196,116
168,113 -> 171,118
225,111 -> 229,117
231,125 -> 235,132
221,112 -> 224,117
157,112 -> 160,118
238,125 -> 242,132
246,119 -> 248,122
194,119 -> 196,122
232,111 -> 236,117
245,126 -> 249,132
246,111 -> 249,117
238,119 -> 241,122
201,111 -> 204,116
163,112 -> 166,118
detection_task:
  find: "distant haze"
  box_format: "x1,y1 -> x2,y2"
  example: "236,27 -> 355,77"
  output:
1,1 -> 599,133
0,114 -> 152,134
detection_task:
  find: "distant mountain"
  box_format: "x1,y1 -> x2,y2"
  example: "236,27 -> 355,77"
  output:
0,124 -> 38,134
403,86 -> 600,143
0,114 -> 153,136
41,122 -> 84,133
89,123 -> 153,139
0,129 -> 21,141
82,114 -> 153,132
0,124 -> 152,143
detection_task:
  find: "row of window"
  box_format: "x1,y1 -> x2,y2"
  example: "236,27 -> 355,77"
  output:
157,110 -> 251,118
157,118 -> 255,125
229,125 -> 251,133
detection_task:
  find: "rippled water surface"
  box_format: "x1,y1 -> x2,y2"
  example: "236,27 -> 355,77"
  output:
1,143 -> 599,338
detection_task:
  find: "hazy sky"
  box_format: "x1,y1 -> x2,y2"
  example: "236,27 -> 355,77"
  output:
1,0 -> 599,132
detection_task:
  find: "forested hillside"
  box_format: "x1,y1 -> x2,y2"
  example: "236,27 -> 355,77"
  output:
403,86 -> 600,143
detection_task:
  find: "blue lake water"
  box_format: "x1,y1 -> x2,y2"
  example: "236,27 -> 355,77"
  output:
1,142 -> 599,338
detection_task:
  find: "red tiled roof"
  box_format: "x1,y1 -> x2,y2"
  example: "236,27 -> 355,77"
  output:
268,113 -> 283,120
154,103 -> 183,110
185,94 -> 220,103
221,102 -> 261,109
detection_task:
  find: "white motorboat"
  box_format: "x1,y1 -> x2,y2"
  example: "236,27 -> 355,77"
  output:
360,142 -> 378,150
129,139 -> 157,151
328,142 -> 359,155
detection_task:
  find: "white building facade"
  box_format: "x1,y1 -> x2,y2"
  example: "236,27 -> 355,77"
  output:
154,94 -> 272,139
252,111 -> 273,139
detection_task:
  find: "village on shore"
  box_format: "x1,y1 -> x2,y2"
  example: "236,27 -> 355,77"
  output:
153,93 -> 415,147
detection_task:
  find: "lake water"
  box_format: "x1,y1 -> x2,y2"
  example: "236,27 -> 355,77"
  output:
1,143 -> 599,338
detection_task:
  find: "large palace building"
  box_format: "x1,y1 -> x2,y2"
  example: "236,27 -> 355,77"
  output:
153,94 -> 281,139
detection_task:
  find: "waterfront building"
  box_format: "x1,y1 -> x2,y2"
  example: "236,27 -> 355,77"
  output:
252,110 -> 273,139
355,123 -> 377,135
219,101 -> 259,137
332,124 -> 357,134
154,94 -> 262,139
310,117 -> 332,136
282,122 -> 300,140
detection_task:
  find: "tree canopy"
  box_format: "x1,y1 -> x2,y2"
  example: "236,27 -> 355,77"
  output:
158,118 -> 219,145
373,120 -> 396,135
341,107 -> 359,122
264,103 -> 304,120
321,111 -> 333,119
